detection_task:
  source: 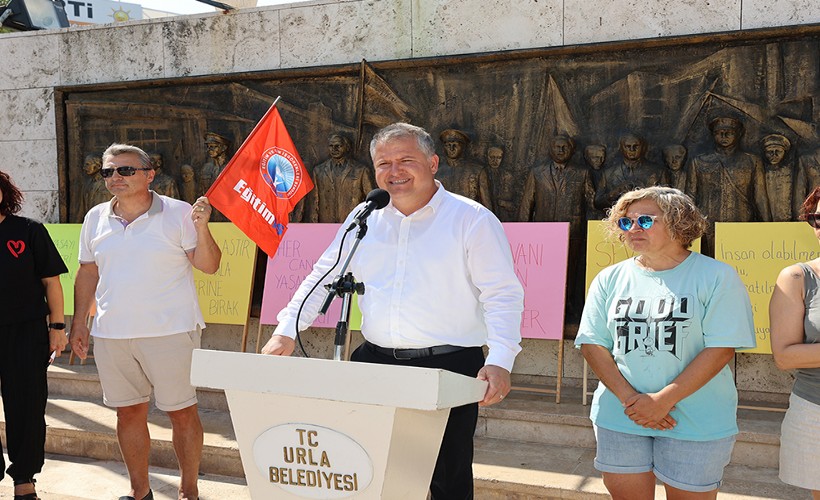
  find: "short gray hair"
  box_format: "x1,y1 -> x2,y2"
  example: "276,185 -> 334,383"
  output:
102,143 -> 152,169
369,122 -> 435,160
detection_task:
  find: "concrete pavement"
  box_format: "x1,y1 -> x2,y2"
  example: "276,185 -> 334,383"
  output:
0,453 -> 249,500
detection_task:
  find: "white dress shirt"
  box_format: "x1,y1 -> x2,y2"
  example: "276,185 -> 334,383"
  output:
274,182 -> 524,371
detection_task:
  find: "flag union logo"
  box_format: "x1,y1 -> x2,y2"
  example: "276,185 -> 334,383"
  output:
260,147 -> 304,199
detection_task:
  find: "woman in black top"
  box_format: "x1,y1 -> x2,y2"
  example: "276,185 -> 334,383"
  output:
0,171 -> 68,500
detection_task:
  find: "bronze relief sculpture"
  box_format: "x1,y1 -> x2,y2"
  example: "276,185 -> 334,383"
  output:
309,133 -> 375,223
662,144 -> 688,193
594,133 -> 667,211
77,153 -> 110,218
485,145 -> 518,222
57,28 -> 820,327
149,152 -> 180,199
436,129 -> 492,208
519,134 -> 593,318
760,134 -> 799,222
687,117 -> 770,223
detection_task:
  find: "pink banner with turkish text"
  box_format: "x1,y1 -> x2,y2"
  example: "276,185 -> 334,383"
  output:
260,223 -> 344,329
504,222 -> 569,340
260,222 -> 570,340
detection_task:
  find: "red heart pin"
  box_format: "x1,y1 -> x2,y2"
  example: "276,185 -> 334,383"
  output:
7,240 -> 25,258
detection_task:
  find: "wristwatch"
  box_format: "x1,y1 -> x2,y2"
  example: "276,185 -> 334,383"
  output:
48,322 -> 66,330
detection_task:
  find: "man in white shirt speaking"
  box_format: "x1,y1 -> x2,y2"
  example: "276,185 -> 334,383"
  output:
262,122 -> 524,499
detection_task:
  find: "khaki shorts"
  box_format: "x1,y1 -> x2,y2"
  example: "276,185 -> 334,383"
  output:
779,392 -> 820,490
93,329 -> 201,412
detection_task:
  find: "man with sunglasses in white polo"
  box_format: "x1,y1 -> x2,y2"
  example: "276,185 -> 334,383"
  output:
70,144 -> 221,500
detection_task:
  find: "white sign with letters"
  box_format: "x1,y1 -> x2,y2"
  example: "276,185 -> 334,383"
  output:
64,0 -> 142,24
253,423 -> 374,498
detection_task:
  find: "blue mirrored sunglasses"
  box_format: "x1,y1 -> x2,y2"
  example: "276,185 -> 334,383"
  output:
617,215 -> 658,231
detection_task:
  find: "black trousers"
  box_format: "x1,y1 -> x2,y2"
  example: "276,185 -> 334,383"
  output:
351,342 -> 484,500
0,318 -> 50,482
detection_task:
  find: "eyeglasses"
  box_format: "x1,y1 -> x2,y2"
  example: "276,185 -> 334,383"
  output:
617,215 -> 658,231
805,214 -> 820,229
100,166 -> 152,178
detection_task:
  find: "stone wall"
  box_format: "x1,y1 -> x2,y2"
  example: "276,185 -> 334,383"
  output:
3,0 -> 818,396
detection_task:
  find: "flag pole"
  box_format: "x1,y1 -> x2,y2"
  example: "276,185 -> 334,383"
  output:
355,60 -> 366,155
239,250 -> 259,353
205,95 -> 283,198
203,93 -> 313,257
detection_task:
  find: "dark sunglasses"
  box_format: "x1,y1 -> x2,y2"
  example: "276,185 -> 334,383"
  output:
100,166 -> 152,178
617,214 -> 658,231
805,214 -> 820,228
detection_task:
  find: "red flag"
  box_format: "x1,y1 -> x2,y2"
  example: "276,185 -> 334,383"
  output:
206,102 -> 313,257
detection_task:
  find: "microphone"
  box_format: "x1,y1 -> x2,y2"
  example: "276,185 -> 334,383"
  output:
320,188 -> 390,318
346,188 -> 390,231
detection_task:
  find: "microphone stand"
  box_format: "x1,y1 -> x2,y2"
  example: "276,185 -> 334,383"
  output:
319,222 -> 368,361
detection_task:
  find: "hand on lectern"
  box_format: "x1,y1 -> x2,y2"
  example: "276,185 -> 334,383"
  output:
477,364 -> 511,407
261,335 -> 295,356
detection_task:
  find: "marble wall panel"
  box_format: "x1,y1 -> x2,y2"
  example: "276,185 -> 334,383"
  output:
18,190 -> 59,223
742,0 -> 820,29
0,32 -> 60,91
279,0 -> 412,68
564,0 -> 740,45
412,0 -> 563,57
162,10 -> 281,78
0,140 -> 59,191
0,88 -> 55,141
59,22 -> 164,86
735,352 -> 793,395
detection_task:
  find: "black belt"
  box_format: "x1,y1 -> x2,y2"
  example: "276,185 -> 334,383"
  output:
365,341 -> 466,360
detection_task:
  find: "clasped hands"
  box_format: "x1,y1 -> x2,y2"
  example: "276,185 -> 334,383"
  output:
622,392 -> 677,430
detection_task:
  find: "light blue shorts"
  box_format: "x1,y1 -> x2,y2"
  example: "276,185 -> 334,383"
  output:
593,426 -> 735,493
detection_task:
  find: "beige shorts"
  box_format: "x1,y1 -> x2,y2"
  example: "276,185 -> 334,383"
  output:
93,329 -> 201,412
779,392 -> 820,490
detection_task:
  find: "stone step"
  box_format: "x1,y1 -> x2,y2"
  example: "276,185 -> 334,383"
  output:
48,362 -> 228,411
50,362 -> 785,469
478,392 -> 785,469
0,396 -> 244,478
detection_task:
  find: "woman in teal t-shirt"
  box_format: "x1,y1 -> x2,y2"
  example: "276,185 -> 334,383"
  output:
576,186 -> 756,499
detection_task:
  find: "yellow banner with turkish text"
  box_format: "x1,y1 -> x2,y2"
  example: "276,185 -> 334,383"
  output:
193,223 -> 257,325
715,222 -> 820,354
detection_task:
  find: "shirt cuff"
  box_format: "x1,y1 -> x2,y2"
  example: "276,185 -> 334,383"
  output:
485,348 -> 518,373
273,318 -> 299,339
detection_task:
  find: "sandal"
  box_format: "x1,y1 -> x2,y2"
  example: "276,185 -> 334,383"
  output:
118,489 -> 154,500
13,477 -> 40,500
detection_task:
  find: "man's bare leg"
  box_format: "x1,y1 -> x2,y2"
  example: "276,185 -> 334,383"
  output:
168,404 -> 203,500
117,402 -> 152,499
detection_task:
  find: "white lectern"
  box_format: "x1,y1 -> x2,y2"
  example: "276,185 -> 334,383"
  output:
191,349 -> 488,499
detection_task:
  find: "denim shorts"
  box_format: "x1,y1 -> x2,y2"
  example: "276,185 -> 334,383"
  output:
593,426 -> 736,493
